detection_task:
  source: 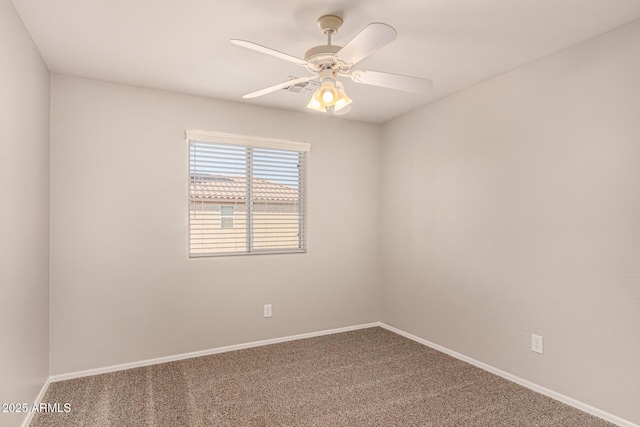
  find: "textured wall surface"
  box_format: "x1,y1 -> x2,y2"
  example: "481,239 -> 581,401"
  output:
0,1 -> 50,426
49,75 -> 382,375
380,20 -> 640,424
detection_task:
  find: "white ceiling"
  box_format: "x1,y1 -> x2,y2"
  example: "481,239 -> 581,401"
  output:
12,0 -> 640,123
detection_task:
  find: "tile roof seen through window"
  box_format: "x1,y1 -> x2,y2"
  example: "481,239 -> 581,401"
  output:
190,174 -> 299,202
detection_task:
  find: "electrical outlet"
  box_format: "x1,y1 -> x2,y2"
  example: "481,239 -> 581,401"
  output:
531,334 -> 543,354
264,304 -> 272,318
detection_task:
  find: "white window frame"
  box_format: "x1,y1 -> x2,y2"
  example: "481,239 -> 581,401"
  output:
187,130 -> 310,258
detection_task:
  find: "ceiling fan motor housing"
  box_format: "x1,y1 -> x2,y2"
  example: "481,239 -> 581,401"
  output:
304,45 -> 341,64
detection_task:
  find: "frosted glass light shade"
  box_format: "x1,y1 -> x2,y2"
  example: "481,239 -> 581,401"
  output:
333,82 -> 352,112
318,82 -> 338,107
306,91 -> 327,112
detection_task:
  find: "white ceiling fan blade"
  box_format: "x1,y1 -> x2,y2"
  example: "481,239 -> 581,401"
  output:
231,39 -> 307,65
336,23 -> 397,65
350,70 -> 433,93
243,76 -> 315,99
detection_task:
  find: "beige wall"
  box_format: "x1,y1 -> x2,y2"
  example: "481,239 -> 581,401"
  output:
50,74 -> 382,375
381,20 -> 640,424
0,0 -> 50,425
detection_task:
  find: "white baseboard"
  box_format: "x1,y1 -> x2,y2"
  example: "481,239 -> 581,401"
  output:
21,377 -> 51,427
379,323 -> 638,427
49,322 -> 380,383
41,321 -> 637,427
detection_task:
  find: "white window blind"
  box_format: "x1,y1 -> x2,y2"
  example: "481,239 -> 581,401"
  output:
188,131 -> 309,257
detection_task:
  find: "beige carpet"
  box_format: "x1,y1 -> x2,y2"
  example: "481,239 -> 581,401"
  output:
32,327 -> 613,426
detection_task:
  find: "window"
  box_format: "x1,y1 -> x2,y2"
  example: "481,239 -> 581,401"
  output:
187,131 -> 310,257
220,206 -> 234,229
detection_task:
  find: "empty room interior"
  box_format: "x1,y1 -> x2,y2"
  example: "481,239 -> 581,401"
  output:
2,0 -> 640,426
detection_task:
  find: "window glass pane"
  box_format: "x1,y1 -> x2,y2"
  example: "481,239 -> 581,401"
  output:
189,139 -> 306,257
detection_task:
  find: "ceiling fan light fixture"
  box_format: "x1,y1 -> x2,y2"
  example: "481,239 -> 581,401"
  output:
333,81 -> 352,112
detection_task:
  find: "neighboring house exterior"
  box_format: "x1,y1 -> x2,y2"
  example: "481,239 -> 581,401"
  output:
189,174 -> 303,255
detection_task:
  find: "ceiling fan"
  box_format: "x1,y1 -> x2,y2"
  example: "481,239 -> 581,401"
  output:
231,15 -> 433,115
